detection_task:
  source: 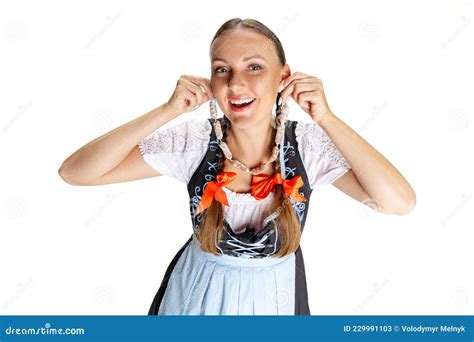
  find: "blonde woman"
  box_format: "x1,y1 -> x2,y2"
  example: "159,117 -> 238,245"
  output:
59,18 -> 416,315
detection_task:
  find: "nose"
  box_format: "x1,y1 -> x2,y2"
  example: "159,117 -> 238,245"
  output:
227,71 -> 246,93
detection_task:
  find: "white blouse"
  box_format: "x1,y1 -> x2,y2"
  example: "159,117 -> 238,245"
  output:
138,119 -> 351,233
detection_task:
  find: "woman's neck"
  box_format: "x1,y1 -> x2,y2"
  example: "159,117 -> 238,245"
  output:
226,116 -> 276,168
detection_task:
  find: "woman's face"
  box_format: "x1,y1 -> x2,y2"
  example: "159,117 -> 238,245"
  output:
210,29 -> 290,129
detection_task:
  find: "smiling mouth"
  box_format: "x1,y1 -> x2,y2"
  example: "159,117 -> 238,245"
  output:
228,98 -> 256,111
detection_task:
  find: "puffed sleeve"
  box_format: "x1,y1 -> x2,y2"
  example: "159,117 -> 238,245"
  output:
138,119 -> 212,183
295,121 -> 351,188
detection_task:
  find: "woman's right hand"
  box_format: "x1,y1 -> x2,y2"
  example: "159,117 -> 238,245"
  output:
164,75 -> 214,117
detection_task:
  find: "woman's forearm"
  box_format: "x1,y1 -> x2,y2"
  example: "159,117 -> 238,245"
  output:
317,112 -> 416,213
58,103 -> 178,183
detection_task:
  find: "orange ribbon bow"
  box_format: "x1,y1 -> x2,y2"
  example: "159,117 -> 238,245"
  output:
251,172 -> 307,202
194,171 -> 237,216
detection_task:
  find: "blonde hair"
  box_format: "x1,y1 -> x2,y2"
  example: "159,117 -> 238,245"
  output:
197,19 -> 302,257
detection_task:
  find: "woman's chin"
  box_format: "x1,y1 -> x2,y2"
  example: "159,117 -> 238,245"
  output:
226,113 -> 256,128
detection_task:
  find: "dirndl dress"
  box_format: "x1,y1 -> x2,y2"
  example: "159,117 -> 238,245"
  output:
148,118 -> 313,315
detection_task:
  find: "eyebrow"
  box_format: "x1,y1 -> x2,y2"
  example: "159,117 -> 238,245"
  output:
211,54 -> 267,63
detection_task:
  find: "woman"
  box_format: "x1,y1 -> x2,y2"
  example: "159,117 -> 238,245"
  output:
59,18 -> 416,315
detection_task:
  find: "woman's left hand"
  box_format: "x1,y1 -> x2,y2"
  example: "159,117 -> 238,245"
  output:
280,72 -> 334,124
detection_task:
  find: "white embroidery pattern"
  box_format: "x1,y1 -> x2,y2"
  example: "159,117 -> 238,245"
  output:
295,121 -> 351,169
138,120 -> 212,155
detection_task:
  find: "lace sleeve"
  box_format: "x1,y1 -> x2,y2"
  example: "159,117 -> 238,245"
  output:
138,119 -> 211,183
295,121 -> 351,187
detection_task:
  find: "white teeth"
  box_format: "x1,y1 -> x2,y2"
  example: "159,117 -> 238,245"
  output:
230,98 -> 254,105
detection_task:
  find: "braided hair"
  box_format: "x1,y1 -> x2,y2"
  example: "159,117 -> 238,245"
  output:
197,84 -> 301,257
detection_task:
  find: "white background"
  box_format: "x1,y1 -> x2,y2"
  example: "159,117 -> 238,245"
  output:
1,0 -> 473,315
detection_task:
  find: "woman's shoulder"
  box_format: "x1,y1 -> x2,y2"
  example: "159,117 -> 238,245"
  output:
293,119 -> 351,181
139,118 -> 212,155
293,120 -> 326,150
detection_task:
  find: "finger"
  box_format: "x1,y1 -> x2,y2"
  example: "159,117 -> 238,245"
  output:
199,78 -> 214,100
281,79 -> 318,101
291,82 -> 319,101
181,75 -> 205,105
185,79 -> 204,105
297,90 -> 319,108
281,77 -> 315,101
188,76 -> 213,102
280,72 -> 312,90
181,87 -> 197,109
